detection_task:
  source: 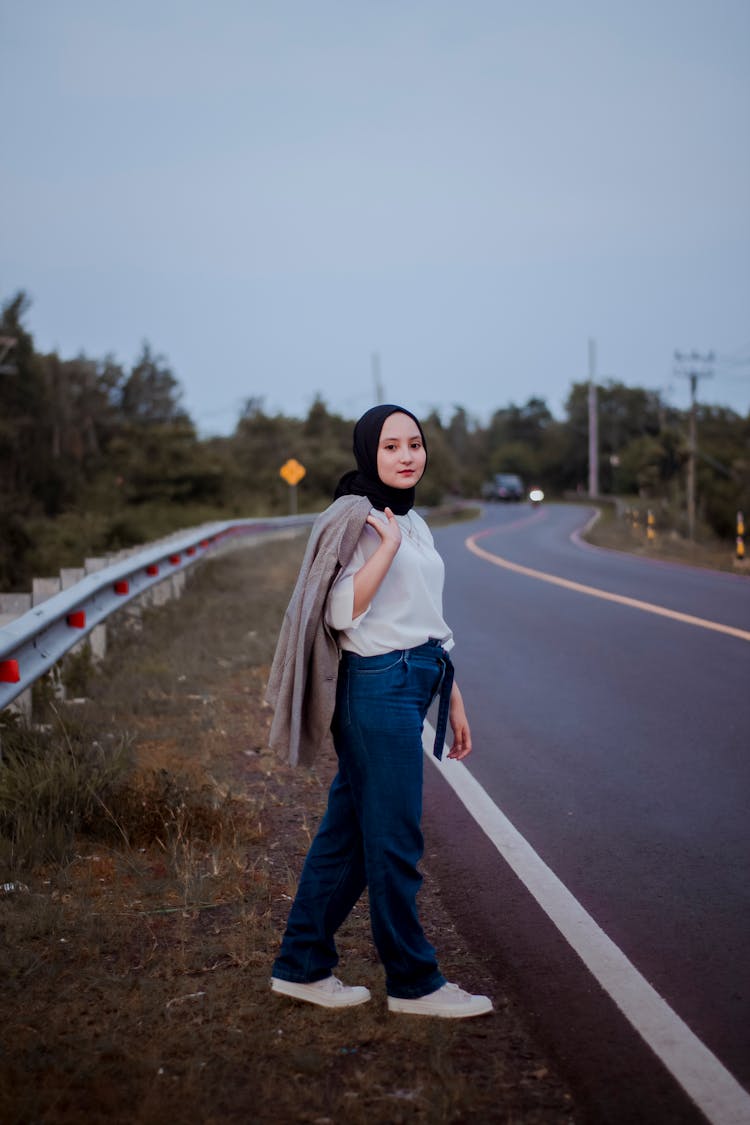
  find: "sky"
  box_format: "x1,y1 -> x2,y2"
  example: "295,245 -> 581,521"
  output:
3,0 -> 749,435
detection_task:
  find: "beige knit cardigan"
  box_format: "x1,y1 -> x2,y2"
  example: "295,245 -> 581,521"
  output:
265,495 -> 371,766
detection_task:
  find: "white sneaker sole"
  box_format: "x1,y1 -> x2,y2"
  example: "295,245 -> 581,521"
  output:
387,995 -> 494,1019
271,977 -> 371,1009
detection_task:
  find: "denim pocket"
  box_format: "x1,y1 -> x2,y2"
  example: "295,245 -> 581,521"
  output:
349,652 -> 404,676
342,651 -> 409,732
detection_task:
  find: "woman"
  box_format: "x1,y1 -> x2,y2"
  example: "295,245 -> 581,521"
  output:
267,404 -> 493,1018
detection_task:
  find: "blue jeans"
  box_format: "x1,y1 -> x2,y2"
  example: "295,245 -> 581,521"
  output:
272,640 -> 449,999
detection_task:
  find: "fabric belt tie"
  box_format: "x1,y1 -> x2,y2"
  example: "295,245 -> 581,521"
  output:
431,648 -> 454,761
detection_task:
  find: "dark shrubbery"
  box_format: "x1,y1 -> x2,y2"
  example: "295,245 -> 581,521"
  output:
2,290 -> 747,590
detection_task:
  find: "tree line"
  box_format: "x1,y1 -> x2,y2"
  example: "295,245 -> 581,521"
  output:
2,291 -> 748,590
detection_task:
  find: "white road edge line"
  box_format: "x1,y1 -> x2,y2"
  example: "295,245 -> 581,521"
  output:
424,723 -> 750,1125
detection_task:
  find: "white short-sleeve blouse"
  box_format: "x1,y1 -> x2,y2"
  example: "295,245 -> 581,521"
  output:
324,508 -> 454,657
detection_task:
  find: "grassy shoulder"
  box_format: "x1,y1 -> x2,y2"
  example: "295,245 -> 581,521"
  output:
573,500 -> 747,576
0,533 -> 575,1124
424,502 -> 482,528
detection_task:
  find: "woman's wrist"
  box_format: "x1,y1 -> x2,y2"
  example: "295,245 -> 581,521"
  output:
377,538 -> 400,560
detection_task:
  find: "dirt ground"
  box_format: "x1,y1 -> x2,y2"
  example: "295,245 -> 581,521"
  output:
0,533 -> 578,1124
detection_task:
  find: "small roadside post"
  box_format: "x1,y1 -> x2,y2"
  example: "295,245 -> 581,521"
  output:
279,458 -> 306,515
736,511 -> 746,569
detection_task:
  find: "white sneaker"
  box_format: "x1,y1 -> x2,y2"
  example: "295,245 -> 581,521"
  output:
387,982 -> 493,1019
271,975 -> 371,1009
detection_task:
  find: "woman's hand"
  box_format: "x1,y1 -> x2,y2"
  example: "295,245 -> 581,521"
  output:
366,506 -> 401,551
447,681 -> 472,760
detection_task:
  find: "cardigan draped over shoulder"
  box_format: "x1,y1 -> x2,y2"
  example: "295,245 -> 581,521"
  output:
265,495 -> 372,766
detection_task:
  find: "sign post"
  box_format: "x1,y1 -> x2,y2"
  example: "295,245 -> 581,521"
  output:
279,459 -> 306,514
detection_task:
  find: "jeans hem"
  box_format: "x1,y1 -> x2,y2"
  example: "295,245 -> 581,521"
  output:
386,971 -> 446,1000
271,967 -> 332,985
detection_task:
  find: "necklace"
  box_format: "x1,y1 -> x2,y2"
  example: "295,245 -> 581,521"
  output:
399,512 -> 417,539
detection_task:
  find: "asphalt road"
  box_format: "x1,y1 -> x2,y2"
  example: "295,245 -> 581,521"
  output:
424,503 -> 749,1124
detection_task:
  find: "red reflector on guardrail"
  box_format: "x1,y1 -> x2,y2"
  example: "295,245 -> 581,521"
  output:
114,580 -> 129,595
146,564 -> 159,576
67,611 -> 86,629
186,546 -> 196,556
169,554 -> 181,565
199,539 -> 209,548
0,660 -> 20,683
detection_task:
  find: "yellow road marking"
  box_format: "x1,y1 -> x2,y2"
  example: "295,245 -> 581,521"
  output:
466,532 -> 750,644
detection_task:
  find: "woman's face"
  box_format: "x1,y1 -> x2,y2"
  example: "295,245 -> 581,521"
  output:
376,412 -> 426,490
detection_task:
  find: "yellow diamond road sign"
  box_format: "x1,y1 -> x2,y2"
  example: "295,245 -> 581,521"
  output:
280,458 -> 306,486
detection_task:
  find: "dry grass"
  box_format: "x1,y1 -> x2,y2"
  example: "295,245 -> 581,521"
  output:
0,712 -> 132,870
0,532 -> 576,1124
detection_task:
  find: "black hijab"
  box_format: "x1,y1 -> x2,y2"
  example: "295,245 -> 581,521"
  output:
334,404 -> 427,515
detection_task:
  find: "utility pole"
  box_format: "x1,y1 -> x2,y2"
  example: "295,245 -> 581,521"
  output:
674,350 -> 714,541
588,338 -> 599,497
371,351 -> 385,404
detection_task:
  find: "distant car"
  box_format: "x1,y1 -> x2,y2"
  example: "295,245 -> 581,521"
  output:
481,473 -> 525,502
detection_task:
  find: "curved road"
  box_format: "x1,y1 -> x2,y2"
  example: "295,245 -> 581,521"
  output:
424,503 -> 749,1124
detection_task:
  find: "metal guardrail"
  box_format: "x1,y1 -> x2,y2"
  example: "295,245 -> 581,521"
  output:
0,515 -> 315,711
